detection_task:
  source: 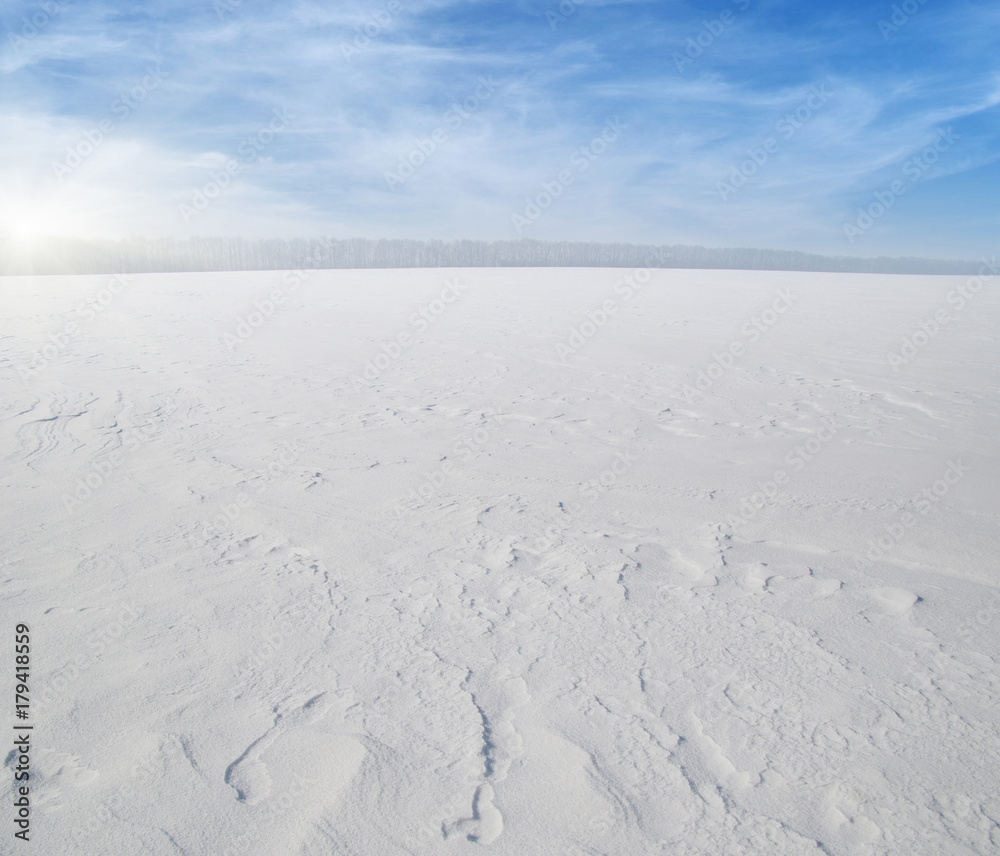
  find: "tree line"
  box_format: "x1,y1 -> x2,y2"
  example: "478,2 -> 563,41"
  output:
0,236 -> 979,275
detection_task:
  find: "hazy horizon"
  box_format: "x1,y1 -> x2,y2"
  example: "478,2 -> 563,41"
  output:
2,234 -> 993,277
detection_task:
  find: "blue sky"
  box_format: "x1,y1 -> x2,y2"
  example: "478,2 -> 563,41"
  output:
1,0 -> 998,258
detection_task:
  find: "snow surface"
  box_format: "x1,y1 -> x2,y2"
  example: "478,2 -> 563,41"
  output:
3,267 -> 999,855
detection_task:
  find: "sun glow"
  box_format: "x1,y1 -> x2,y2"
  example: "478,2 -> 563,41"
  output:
2,201 -> 87,242
0,187 -> 114,268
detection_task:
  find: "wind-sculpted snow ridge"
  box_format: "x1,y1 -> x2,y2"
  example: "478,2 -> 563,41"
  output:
2,267 -> 999,854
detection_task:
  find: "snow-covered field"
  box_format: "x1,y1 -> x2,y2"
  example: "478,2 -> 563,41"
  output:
3,267 -> 999,855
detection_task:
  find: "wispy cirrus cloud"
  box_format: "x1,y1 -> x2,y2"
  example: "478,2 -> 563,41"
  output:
1,0 -> 997,257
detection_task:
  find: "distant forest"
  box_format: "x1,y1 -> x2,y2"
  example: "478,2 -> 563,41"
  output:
0,236 -> 981,275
